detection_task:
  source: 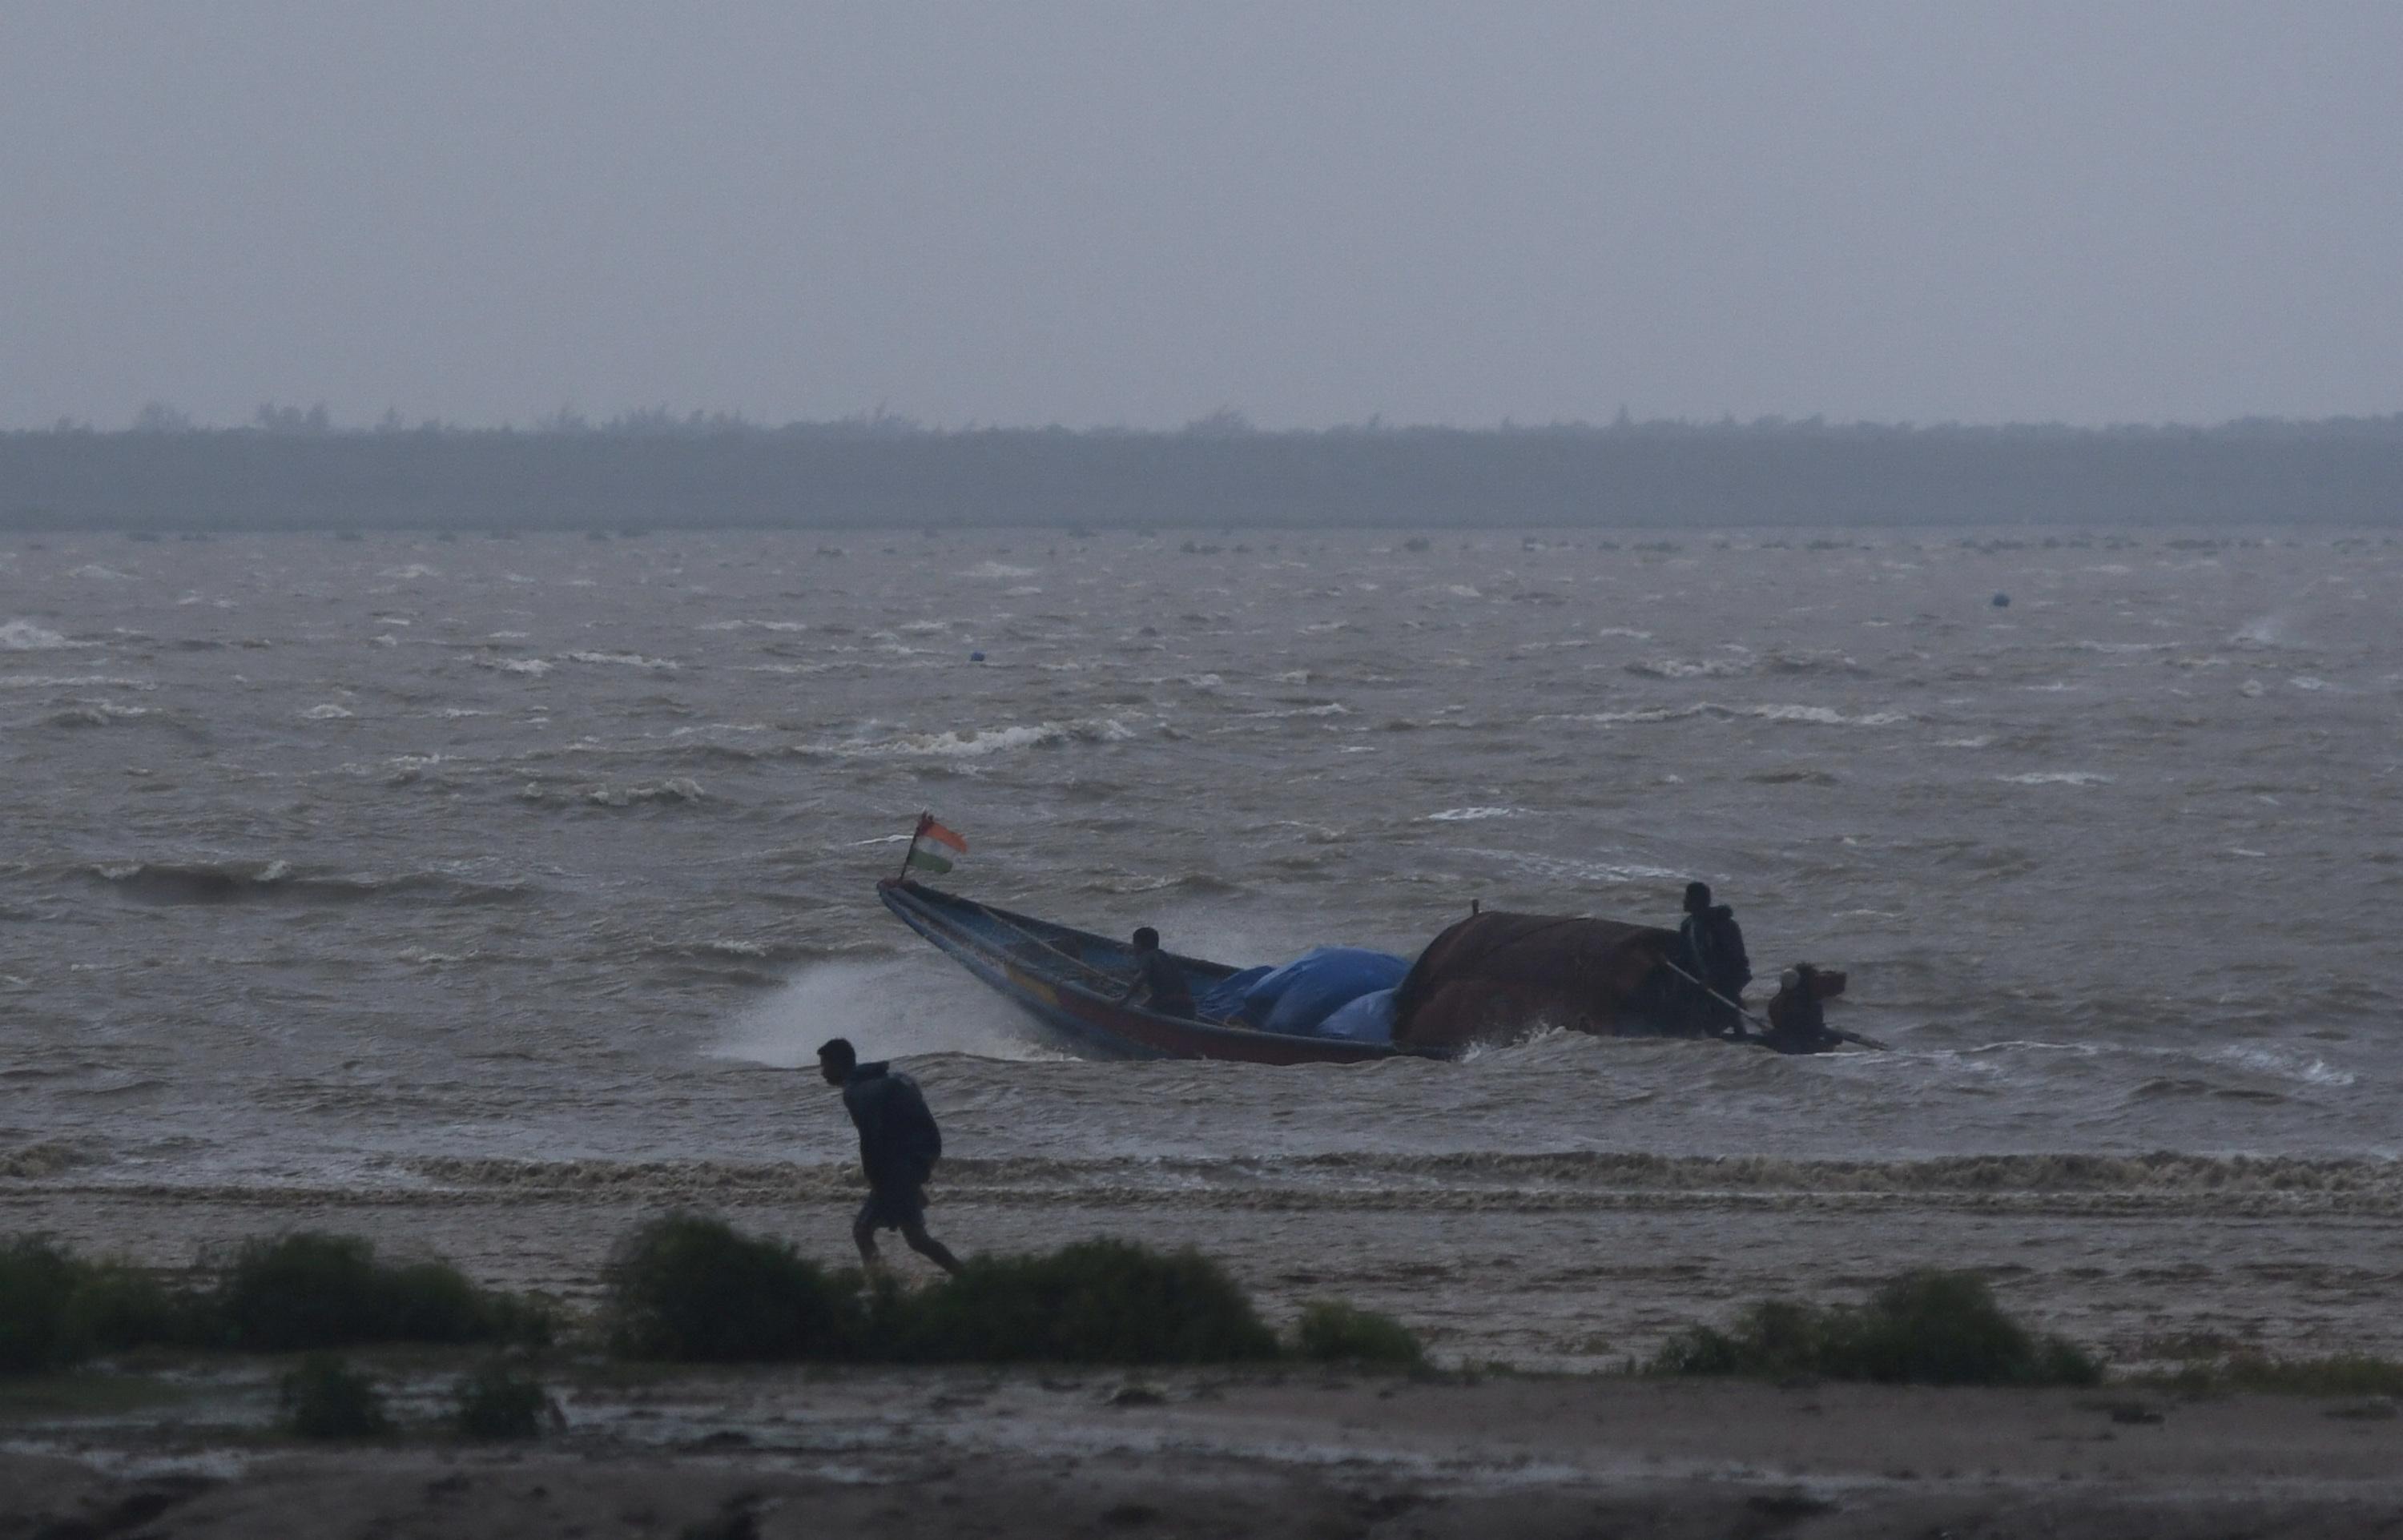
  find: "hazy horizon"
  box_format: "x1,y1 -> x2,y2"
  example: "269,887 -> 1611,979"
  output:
6,2 -> 2400,433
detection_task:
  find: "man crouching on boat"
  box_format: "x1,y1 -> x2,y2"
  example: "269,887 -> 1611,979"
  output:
817,1037 -> 964,1276
1117,926 -> 1197,1019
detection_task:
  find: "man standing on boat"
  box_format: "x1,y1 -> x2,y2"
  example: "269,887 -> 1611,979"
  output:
1679,881 -> 1752,1035
817,1037 -> 964,1276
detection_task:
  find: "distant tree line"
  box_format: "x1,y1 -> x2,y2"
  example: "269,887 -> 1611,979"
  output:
5,409 -> 2400,532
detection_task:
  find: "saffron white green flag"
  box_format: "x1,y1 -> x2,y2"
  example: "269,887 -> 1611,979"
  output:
904,817 -> 968,875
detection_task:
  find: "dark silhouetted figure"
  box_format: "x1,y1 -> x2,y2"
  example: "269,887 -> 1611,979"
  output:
816,1037 -> 962,1275
1679,881 -> 1752,1035
1119,926 -> 1196,1019
1765,963 -> 1841,1055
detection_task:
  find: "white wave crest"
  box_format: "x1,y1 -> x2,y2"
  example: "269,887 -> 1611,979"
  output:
1625,657 -> 1748,678
566,650 -> 678,670
1539,702 -> 1904,727
1995,770 -> 2112,786
587,778 -> 706,806
0,673 -> 152,690
301,702 -> 356,720
849,718 -> 1137,758
0,620 -> 82,650
47,702 -> 150,725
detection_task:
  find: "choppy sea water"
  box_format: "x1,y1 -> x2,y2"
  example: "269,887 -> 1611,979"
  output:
4,529 -> 2400,1334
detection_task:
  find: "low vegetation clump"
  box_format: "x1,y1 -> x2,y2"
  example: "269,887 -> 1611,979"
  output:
1651,1269 -> 2103,1388
904,1240 -> 1281,1365
216,1232 -> 553,1351
602,1220 -> 1282,1366
1294,1300 -> 1426,1368
8,1223 -> 1390,1374
450,1359 -> 552,1441
0,1237 -> 202,1373
604,1215 -> 862,1361
279,1353 -> 389,1439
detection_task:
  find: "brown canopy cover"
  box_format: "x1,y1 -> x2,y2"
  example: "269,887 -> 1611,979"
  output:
1391,910 -> 1685,1051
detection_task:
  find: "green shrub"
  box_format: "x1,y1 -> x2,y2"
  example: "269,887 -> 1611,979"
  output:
1294,1301 -> 1424,1367
279,1353 -> 389,1439
1649,1269 -> 2101,1388
450,1359 -> 550,1441
216,1233 -> 548,1350
904,1240 -> 1278,1365
70,1260 -> 207,1353
0,1237 -> 90,1373
603,1215 -> 862,1361
0,1237 -> 200,1373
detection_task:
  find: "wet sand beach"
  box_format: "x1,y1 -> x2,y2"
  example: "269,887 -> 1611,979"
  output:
10,1372 -> 2403,1538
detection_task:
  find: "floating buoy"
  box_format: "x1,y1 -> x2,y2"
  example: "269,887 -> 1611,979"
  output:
1991,592 -> 2011,608
969,650 -> 986,662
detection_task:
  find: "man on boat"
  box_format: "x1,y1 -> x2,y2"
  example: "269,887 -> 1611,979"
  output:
1118,926 -> 1197,1019
816,1037 -> 963,1276
1678,881 -> 1752,1035
1764,963 -> 1841,1055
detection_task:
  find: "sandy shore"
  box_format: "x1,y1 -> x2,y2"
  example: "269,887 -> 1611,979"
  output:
9,1369 -> 2403,1538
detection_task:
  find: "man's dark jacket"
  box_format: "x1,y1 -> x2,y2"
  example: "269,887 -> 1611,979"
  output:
841,1062 -> 944,1190
1679,905 -> 1751,994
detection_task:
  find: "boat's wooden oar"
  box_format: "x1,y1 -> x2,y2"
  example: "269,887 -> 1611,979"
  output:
1658,958 -> 1888,1051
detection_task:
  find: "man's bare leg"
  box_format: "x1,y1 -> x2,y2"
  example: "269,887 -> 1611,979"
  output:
852,1209 -> 883,1269
899,1218 -> 964,1275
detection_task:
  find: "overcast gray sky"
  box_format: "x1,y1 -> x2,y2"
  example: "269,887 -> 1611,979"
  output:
3,2 -> 2397,430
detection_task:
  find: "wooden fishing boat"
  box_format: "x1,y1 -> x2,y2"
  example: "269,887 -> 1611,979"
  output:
877,878 -> 1435,1064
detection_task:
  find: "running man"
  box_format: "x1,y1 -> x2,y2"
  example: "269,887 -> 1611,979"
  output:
816,1037 -> 963,1275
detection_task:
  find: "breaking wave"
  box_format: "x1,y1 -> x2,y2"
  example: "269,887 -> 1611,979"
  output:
1,620 -> 84,650
1996,771 -> 2114,786
585,778 -> 707,807
43,702 -> 152,727
827,719 -> 1139,758
1540,703 -> 1906,727
1624,657 -> 1749,679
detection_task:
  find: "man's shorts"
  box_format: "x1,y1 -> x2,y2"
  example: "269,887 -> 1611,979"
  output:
856,1180 -> 927,1232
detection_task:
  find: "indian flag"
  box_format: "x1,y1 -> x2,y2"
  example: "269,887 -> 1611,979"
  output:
904,816 -> 968,875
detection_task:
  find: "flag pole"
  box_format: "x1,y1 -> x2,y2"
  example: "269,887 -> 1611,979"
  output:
896,810 -> 929,886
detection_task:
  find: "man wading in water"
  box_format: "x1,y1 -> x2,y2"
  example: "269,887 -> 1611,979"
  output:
817,1037 -> 963,1275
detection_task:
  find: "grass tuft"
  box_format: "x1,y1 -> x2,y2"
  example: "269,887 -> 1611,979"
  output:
1651,1269 -> 2102,1388
450,1359 -> 551,1440
217,1232 -> 550,1351
904,1239 -> 1280,1365
603,1215 -> 860,1362
1294,1301 -> 1425,1367
279,1353 -> 389,1438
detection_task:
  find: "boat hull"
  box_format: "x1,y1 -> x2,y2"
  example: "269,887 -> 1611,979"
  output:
878,879 -> 1435,1064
